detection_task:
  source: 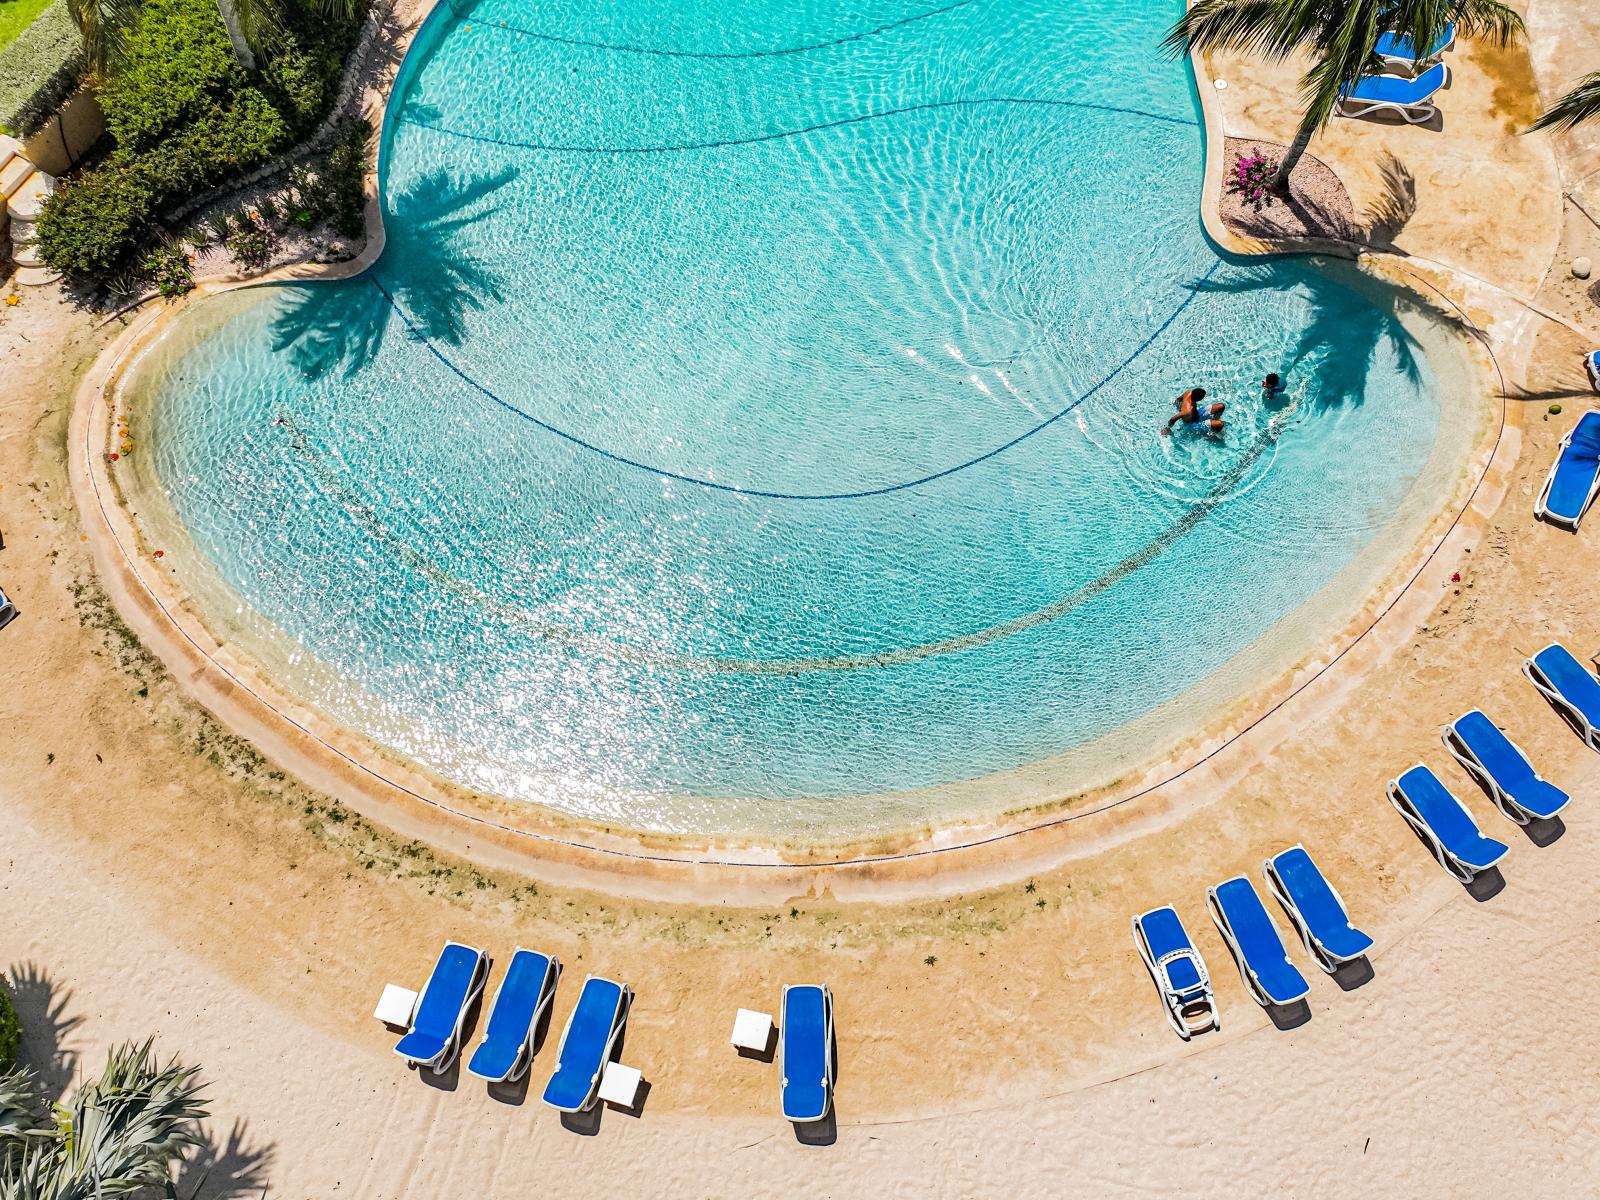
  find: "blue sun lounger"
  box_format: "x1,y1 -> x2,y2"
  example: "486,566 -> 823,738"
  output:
1524,642 -> 1600,751
1206,877 -> 1310,1009
0,585 -> 15,630
1534,410 -> 1600,529
466,948 -> 560,1084
541,975 -> 631,1113
1584,350 -> 1600,393
1262,845 -> 1374,973
1131,905 -> 1217,1038
1387,764 -> 1508,882
393,941 -> 489,1072
1336,62 -> 1450,123
1444,710 -> 1570,825
1375,22 -> 1455,72
780,984 -> 834,1123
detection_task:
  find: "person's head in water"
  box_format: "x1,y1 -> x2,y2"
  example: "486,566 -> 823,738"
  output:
1192,387 -> 1207,402
1262,373 -> 1281,391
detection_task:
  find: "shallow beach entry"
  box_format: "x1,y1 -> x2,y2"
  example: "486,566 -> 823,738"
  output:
127,0 -> 1482,838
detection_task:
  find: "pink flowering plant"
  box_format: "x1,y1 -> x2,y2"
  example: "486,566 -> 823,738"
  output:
225,220 -> 279,274
1229,149 -> 1280,207
142,244 -> 193,298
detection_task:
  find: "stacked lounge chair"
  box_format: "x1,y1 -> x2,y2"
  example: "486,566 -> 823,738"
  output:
1387,764 -> 1508,882
1534,410 -> 1600,530
1335,61 -> 1450,123
466,948 -> 560,1084
779,984 -> 834,1123
1444,710 -> 1570,825
1585,350 -> 1600,394
541,975 -> 632,1113
1131,905 -> 1218,1038
1374,22 -> 1455,73
1523,642 -> 1600,751
1206,876 -> 1310,1009
393,941 -> 490,1073
0,585 -> 15,629
1263,845 -> 1374,974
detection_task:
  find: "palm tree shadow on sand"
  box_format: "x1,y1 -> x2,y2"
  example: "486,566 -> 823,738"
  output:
267,165 -> 517,379
1184,259 -> 1483,408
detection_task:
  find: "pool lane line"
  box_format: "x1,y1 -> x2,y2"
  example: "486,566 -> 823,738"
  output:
397,94 -> 1198,157
473,0 -> 978,59
366,258 -> 1222,502
275,398 -> 1293,675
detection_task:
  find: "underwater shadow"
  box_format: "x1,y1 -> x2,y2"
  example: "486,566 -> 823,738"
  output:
1185,260 -> 1480,407
267,165 -> 517,380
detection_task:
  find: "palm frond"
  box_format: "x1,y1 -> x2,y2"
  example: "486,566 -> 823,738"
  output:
1531,71 -> 1600,132
1449,0 -> 1525,47
64,0 -> 142,78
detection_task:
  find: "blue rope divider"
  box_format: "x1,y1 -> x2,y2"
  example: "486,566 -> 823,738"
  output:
474,0 -> 978,59
399,94 -> 1197,156
368,258 -> 1222,502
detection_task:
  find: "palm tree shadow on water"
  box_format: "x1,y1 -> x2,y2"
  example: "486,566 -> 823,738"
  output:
266,165 -> 518,379
1184,257 -> 1484,409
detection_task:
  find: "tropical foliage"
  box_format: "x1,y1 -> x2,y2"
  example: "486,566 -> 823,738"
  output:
36,0 -> 365,282
0,979 -> 18,1070
0,1040 -> 208,1197
1166,0 -> 1524,193
1532,71 -> 1600,133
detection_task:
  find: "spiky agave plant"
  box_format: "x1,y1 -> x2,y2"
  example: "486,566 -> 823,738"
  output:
1531,72 -> 1600,133
0,1041 -> 208,1200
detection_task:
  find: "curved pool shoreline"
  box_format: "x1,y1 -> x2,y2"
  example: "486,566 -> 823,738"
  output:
67,0 -> 1513,899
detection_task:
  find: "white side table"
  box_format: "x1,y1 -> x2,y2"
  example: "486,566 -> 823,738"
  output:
373,984 -> 419,1029
731,1008 -> 773,1053
598,1062 -> 643,1109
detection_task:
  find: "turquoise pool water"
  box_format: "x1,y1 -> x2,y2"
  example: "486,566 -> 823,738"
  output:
136,0 -> 1465,836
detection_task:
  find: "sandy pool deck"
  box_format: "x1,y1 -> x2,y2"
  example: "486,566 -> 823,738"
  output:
5,3 -> 1600,1195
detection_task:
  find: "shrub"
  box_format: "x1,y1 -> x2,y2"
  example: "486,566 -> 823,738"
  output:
0,0 -> 81,137
143,242 -> 194,296
0,976 -> 20,1068
1229,148 -> 1280,208
322,118 -> 369,238
34,167 -> 155,277
225,219 -> 276,272
97,0 -> 243,153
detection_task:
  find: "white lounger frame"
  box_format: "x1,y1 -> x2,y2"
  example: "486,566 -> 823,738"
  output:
1376,27 -> 1455,74
1335,64 -> 1450,123
0,587 -> 15,630
1442,716 -> 1558,825
779,983 -> 835,1122
1532,412 -> 1600,530
1131,911 -> 1218,1040
1205,885 -> 1309,1009
468,948 -> 561,1084
1523,650 -> 1600,752
548,976 -> 633,1113
399,941 -> 490,1074
1262,846 -> 1367,974
1386,775 -> 1492,884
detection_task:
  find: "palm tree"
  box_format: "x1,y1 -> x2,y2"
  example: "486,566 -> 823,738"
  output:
69,0 -> 366,78
65,0 -> 141,80
1532,72 -> 1600,132
1165,1 -> 1524,195
0,1040 -> 208,1198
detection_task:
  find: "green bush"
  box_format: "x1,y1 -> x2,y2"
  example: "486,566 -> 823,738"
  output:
0,0 -> 80,137
0,976 -> 20,1068
97,0 -> 243,152
35,167 -> 156,277
322,117 -> 370,238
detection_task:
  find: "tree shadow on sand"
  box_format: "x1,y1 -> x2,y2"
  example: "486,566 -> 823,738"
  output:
266,165 -> 517,380
5,961 -> 85,1101
171,1118 -> 276,1200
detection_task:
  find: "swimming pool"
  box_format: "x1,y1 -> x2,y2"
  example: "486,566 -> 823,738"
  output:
129,0 -> 1482,838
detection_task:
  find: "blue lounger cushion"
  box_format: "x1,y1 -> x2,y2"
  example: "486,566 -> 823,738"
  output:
1137,907 -> 1203,993
542,976 -> 628,1113
1392,765 -> 1508,876
781,984 -> 832,1123
1537,410 -> 1600,527
1266,846 -> 1373,967
1209,877 -> 1309,1007
1341,61 -> 1448,105
1375,22 -> 1454,63
467,949 -> 557,1083
1132,905 -> 1217,1038
394,942 -> 487,1069
1448,710 -> 1569,822
1526,642 -> 1600,742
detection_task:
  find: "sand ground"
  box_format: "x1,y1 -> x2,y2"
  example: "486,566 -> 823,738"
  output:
4,6 -> 1600,1198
